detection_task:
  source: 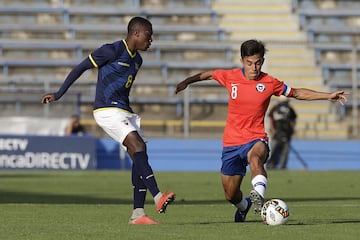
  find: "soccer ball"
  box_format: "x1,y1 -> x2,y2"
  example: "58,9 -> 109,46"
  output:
261,199 -> 289,225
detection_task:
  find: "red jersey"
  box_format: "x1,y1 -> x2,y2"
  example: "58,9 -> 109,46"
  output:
212,68 -> 293,147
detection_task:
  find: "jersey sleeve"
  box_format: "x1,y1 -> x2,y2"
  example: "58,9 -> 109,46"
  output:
272,78 -> 294,97
54,58 -> 94,100
212,69 -> 228,86
88,43 -> 117,68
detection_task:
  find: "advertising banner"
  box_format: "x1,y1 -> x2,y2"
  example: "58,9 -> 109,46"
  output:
0,135 -> 97,170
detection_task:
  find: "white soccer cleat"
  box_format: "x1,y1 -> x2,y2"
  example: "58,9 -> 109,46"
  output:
250,190 -> 264,214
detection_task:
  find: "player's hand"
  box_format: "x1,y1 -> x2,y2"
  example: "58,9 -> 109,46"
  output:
41,93 -> 55,104
175,81 -> 188,94
328,90 -> 349,105
175,73 -> 206,94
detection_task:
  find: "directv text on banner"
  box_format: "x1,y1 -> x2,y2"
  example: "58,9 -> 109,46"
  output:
0,135 -> 97,170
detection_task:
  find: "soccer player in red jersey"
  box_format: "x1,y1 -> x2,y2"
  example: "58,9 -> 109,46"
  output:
41,17 -> 175,225
175,39 -> 347,222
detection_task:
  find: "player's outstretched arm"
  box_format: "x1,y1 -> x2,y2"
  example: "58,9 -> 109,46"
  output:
175,71 -> 213,94
40,58 -> 94,104
292,88 -> 349,105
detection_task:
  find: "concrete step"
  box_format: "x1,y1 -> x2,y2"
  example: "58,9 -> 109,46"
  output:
213,3 -> 291,13
222,24 -> 300,32
295,121 -> 345,130
295,128 -> 349,140
213,0 -> 292,4
229,31 -> 306,41
267,66 -> 319,74
220,13 -> 296,22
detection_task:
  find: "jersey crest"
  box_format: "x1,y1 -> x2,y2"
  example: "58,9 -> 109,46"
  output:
256,83 -> 266,93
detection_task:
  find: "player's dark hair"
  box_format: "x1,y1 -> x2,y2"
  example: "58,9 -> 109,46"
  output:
127,16 -> 152,33
240,39 -> 266,58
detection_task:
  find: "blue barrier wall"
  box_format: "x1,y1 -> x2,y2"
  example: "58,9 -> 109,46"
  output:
96,138 -> 360,171
146,138 -> 222,171
1,135 -> 359,171
96,138 -> 132,170
145,139 -> 360,171
286,140 -> 360,170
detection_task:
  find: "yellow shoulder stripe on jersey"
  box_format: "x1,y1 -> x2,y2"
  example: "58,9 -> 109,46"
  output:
123,39 -> 136,58
88,54 -> 98,68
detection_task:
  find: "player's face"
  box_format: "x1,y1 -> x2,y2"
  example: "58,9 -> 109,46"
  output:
241,54 -> 264,80
136,26 -> 153,51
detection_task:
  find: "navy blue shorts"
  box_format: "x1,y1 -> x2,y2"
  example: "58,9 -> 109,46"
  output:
221,139 -> 269,176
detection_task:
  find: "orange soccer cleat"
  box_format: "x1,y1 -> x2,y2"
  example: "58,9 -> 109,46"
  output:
156,192 -> 176,213
129,215 -> 160,225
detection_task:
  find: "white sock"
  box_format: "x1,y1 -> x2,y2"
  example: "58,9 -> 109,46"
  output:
235,198 -> 249,211
154,192 -> 162,204
131,208 -> 145,220
251,175 -> 267,198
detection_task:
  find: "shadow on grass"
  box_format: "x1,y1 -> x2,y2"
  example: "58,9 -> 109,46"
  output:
0,191 -> 132,204
0,191 -> 228,205
284,197 -> 360,202
0,173 -> 54,178
1,190 -> 360,205
174,219 -> 360,226
286,219 -> 360,226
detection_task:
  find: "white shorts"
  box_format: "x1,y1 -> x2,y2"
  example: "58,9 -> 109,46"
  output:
93,108 -> 146,147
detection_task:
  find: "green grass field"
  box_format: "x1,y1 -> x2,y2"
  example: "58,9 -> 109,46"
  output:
0,170 -> 359,240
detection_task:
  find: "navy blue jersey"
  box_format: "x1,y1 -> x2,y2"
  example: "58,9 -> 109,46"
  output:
89,39 -> 142,112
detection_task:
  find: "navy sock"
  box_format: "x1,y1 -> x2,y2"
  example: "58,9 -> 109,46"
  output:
133,151 -> 160,197
132,165 -> 147,209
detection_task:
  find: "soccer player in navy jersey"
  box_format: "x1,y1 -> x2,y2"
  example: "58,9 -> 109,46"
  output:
41,16 -> 175,225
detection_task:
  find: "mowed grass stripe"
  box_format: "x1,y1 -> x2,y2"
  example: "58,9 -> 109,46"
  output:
0,170 -> 359,240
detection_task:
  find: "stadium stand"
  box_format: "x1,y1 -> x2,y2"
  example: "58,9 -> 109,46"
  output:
0,24 -> 226,41
291,0 -> 360,137
0,0 -> 358,139
0,0 -> 236,138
